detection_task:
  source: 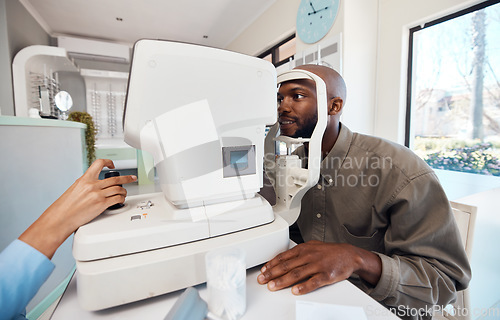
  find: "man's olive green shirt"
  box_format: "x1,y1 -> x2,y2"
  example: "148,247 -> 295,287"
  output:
293,124 -> 471,320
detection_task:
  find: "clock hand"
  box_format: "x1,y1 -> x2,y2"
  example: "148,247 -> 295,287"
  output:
313,6 -> 330,14
308,3 -> 330,16
308,1 -> 317,14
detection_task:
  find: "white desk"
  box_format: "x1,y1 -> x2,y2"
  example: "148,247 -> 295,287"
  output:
52,266 -> 399,319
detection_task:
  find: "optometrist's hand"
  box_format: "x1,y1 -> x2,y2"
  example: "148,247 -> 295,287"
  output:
19,159 -> 137,259
257,240 -> 382,295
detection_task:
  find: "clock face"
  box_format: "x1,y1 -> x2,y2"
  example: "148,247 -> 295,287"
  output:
296,0 -> 339,44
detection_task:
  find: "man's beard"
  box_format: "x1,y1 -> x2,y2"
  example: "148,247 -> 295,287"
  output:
292,112 -> 318,139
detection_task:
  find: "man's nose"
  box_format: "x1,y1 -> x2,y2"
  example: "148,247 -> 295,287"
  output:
278,96 -> 292,114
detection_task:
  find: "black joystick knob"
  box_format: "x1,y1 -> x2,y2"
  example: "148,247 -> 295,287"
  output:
105,171 -> 125,210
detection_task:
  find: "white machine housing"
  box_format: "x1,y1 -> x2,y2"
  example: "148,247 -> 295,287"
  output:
264,69 -> 328,224
72,40 -> 328,311
124,40 -> 277,209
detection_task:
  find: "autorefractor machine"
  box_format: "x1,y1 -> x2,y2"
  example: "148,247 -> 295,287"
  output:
71,39 -> 329,311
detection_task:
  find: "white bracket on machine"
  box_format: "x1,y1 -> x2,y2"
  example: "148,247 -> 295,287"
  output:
265,69 -> 328,225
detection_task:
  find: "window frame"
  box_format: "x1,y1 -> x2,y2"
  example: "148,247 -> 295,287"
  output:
258,34 -> 296,68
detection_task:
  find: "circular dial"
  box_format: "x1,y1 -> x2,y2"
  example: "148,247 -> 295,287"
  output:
296,0 -> 340,44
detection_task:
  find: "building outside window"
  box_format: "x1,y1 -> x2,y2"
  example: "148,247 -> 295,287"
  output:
407,0 -> 500,177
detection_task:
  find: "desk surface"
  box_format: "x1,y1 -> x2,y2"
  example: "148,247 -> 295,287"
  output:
52,266 -> 399,320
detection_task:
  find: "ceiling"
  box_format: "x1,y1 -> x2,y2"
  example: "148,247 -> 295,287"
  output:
19,0 -> 277,49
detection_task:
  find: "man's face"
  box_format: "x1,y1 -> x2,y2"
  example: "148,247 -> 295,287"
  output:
277,79 -> 318,138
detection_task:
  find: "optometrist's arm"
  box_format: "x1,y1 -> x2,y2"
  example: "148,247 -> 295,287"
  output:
19,159 -> 137,259
1,159 -> 136,320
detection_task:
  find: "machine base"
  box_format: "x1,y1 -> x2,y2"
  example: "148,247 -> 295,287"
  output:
75,214 -> 289,311
73,192 -> 275,261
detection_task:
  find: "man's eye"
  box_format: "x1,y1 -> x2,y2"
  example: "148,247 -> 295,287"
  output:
277,97 -> 283,105
295,94 -> 305,99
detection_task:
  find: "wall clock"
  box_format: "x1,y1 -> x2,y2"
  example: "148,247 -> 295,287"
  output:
296,0 -> 340,44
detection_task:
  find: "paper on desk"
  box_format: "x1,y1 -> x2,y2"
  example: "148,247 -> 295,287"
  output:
296,300 -> 368,320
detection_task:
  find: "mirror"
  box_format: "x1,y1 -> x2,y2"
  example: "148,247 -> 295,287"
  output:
54,91 -> 73,120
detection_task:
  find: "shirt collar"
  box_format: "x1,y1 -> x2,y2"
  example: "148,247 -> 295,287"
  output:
321,122 -> 353,172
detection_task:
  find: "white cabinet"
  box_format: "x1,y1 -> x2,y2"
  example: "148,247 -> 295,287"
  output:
12,45 -> 138,171
12,45 -> 79,118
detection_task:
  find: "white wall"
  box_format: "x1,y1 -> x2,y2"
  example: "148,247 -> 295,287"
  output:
340,0 -> 378,135
1,0 -> 51,116
0,0 -> 12,116
226,0 -> 300,56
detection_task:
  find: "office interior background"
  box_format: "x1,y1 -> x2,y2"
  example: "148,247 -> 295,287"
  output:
1,0 -> 500,318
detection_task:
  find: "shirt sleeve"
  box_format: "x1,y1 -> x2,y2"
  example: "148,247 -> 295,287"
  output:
0,239 -> 55,320
362,171 -> 471,313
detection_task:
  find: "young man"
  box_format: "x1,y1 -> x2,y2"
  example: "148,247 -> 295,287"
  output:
258,64 -> 471,319
0,159 -> 136,320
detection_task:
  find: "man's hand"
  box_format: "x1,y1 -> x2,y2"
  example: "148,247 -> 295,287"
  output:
257,240 -> 382,295
19,159 -> 137,259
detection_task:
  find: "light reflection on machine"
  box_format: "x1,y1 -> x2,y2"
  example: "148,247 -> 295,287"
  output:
71,39 -> 327,311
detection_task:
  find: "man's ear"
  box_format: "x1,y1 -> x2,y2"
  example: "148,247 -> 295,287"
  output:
328,97 -> 343,116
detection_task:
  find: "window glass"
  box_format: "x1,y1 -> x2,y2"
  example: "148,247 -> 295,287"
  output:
262,53 -> 272,63
409,3 -> 500,177
278,37 -> 296,63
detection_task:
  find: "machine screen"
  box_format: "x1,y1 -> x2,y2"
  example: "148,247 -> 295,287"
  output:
230,150 -> 249,170
222,145 -> 256,178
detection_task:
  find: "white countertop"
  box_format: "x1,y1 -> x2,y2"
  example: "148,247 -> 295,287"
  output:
51,266 -> 399,320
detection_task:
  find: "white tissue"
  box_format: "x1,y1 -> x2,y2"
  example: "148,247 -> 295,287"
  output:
206,252 -> 246,320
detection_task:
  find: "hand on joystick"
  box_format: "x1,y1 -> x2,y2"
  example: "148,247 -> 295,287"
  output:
105,171 -> 126,210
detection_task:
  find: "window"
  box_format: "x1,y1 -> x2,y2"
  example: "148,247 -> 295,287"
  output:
406,0 -> 500,177
258,34 -> 296,67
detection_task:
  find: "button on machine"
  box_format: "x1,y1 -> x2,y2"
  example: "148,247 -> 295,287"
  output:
137,200 -> 154,210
